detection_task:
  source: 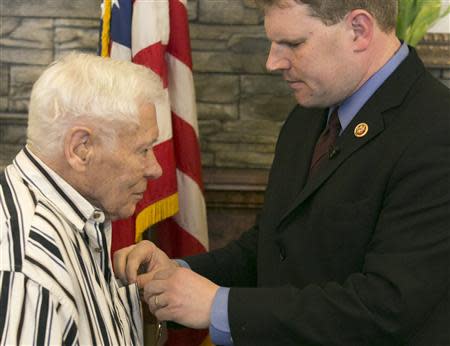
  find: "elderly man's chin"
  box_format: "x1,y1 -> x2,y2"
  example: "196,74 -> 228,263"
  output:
110,202 -> 139,221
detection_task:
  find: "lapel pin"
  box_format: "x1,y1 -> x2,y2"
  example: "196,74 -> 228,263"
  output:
354,123 -> 369,138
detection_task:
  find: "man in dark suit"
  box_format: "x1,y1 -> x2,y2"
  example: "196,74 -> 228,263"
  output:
114,0 -> 450,344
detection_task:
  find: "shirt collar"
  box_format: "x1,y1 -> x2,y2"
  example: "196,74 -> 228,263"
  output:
14,147 -> 106,232
333,42 -> 409,131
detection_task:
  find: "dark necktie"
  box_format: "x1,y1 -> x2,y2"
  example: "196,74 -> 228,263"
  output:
309,108 -> 341,177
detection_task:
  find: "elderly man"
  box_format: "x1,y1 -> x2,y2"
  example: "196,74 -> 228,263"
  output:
115,0 -> 450,345
0,53 -> 163,345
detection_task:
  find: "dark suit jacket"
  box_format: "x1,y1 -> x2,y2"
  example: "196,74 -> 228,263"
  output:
186,48 -> 450,345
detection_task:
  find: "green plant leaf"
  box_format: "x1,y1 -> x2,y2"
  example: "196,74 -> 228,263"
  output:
397,0 -> 450,46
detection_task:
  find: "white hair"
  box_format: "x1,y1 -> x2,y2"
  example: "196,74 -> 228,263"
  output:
27,52 -> 164,155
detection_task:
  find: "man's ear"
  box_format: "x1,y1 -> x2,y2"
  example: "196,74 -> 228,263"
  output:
64,127 -> 93,172
345,9 -> 374,52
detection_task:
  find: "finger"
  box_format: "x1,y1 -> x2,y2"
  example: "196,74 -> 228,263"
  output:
143,280 -> 166,301
147,293 -> 169,314
136,269 -> 176,289
113,244 -> 135,284
135,271 -> 157,289
143,290 -> 152,304
143,289 -> 161,310
138,267 -> 175,291
153,268 -> 176,280
125,240 -> 155,283
154,306 -> 175,324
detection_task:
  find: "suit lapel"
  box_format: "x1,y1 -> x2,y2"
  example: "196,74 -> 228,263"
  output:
277,107 -> 384,230
265,106 -> 326,226
275,47 -> 425,231
292,107 -> 328,192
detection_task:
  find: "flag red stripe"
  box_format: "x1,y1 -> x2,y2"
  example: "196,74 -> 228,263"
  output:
172,112 -> 204,192
156,218 -> 206,258
111,218 -> 135,256
167,0 -> 193,69
133,41 -> 169,88
166,328 -> 208,346
135,139 -> 177,213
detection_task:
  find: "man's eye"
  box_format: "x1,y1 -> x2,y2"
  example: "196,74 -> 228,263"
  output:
287,42 -> 302,48
142,148 -> 149,155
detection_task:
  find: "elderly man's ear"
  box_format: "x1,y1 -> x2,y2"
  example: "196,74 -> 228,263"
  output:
64,127 -> 94,172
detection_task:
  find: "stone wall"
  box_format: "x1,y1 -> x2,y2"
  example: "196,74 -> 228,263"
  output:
1,0 -> 102,166
1,0 -> 449,171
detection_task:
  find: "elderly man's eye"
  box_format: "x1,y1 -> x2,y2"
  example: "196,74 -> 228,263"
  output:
287,41 -> 302,48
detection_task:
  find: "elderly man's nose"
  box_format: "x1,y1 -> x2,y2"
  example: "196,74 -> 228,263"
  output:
145,151 -> 162,179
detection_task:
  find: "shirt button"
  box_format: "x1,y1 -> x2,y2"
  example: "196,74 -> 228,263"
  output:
94,247 -> 102,253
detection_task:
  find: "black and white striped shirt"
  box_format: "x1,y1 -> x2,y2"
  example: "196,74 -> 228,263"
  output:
0,147 -> 143,345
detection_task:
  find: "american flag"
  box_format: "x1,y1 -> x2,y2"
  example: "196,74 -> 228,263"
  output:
100,0 -> 210,345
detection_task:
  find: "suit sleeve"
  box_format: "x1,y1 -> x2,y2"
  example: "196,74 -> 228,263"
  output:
226,124 -> 449,345
184,223 -> 258,288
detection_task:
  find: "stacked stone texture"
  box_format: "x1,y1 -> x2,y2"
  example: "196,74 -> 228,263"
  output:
0,0 -> 449,169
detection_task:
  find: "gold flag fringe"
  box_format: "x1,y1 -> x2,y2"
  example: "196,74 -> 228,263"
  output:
135,193 -> 180,242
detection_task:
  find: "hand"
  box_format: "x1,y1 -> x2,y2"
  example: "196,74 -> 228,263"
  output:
113,240 -> 179,288
143,267 -> 219,329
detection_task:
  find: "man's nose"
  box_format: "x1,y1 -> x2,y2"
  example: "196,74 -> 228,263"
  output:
266,42 -> 290,72
145,150 -> 163,180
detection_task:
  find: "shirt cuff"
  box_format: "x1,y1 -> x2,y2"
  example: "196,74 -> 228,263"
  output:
210,287 -> 233,345
174,259 -> 190,268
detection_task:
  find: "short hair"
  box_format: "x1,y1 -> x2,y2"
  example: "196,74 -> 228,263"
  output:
256,0 -> 398,33
27,52 -> 164,155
